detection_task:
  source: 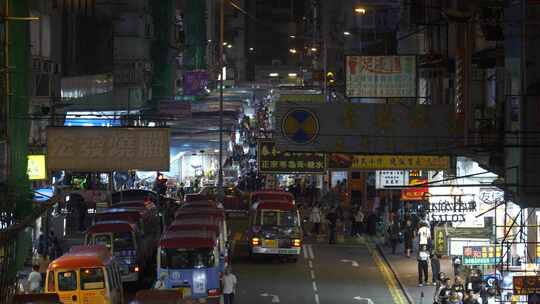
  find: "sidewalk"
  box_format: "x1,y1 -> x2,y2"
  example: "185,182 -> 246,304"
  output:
376,240 -> 454,304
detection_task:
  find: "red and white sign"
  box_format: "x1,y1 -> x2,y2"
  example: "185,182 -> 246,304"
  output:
401,178 -> 428,201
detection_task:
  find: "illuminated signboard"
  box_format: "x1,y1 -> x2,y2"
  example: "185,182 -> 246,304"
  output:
329,154 -> 450,170
27,155 -> 47,180
257,140 -> 326,174
513,276 -> 540,295
401,178 -> 428,201
462,245 -> 502,265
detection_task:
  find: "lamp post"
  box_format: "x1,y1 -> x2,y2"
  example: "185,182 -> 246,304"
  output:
218,0 -> 224,202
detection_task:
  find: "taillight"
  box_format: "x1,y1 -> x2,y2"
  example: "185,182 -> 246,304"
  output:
292,239 -> 301,247
251,237 -> 260,246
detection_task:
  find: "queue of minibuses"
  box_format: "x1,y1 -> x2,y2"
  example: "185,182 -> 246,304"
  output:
41,189 -> 167,304
154,200 -> 229,300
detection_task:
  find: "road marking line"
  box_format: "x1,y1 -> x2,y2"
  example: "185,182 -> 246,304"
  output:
303,245 -> 308,259
366,242 -> 407,304
314,293 -> 320,304
312,281 -> 318,292
308,245 -> 315,259
310,270 -> 316,280
308,260 -> 313,268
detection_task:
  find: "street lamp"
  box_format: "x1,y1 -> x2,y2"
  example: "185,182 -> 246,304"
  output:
355,7 -> 366,15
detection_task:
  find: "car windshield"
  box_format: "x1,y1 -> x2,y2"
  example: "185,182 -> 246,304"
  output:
256,210 -> 298,227
92,234 -> 112,250
160,248 -> 215,269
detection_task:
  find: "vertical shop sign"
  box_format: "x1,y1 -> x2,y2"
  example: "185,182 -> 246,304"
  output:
401,178 -> 428,200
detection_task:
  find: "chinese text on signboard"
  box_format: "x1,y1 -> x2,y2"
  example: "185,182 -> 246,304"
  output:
329,154 -> 449,170
401,178 -> 428,201
463,246 -> 502,265
375,171 -> 409,189
258,140 -> 325,174
513,276 -> 540,295
47,127 -> 170,171
345,55 -> 417,98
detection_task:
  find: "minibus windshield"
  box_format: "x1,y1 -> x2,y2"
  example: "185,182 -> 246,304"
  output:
160,248 -> 215,269
257,210 -> 298,227
80,267 -> 105,290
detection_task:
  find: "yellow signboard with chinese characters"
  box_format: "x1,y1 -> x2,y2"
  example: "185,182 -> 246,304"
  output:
329,154 -> 450,170
47,127 -> 170,171
258,140 -> 326,174
27,155 -> 47,180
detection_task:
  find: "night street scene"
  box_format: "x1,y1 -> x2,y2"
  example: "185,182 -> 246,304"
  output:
1,0 -> 539,303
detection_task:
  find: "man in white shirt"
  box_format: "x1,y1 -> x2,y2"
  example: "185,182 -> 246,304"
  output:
417,222 -> 431,246
27,265 -> 42,293
223,267 -> 238,304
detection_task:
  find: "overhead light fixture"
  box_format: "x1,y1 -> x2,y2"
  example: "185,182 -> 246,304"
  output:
269,73 -> 279,77
288,73 -> 297,77
214,149 -> 220,153
223,42 -> 228,46
208,39 -> 212,43
290,35 -> 296,39
355,7 -> 366,15
311,47 -> 318,52
227,44 -> 232,48
344,31 -> 351,36
249,47 -> 254,51
289,48 -> 297,54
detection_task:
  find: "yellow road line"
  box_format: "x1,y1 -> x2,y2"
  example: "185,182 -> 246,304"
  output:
365,240 -> 408,304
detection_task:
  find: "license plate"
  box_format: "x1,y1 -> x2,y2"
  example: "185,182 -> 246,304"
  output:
278,249 -> 296,254
264,239 -> 277,248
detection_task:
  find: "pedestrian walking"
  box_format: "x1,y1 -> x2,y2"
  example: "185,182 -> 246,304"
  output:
352,207 -> 364,236
388,220 -> 400,254
309,203 -> 322,235
27,265 -> 42,293
431,252 -> 441,285
48,231 -> 61,260
326,207 -> 338,244
417,245 -> 430,286
403,220 -> 414,257
223,267 -> 238,304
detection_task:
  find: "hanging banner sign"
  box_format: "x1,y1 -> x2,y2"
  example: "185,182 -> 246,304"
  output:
462,245 -> 502,266
401,178 -> 428,201
329,154 -> 450,170
345,55 -> 417,98
47,127 -> 170,171
257,140 -> 326,174
375,171 -> 409,189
